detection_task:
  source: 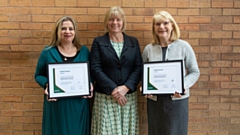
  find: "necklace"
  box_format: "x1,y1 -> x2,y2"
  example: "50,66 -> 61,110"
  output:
64,57 -> 67,61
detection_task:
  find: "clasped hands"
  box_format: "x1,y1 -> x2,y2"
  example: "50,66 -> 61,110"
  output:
111,85 -> 129,106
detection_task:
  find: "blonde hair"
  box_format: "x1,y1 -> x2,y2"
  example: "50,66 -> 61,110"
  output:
49,16 -> 81,50
103,6 -> 126,32
151,11 -> 180,44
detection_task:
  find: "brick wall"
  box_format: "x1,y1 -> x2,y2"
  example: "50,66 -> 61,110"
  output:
0,0 -> 240,135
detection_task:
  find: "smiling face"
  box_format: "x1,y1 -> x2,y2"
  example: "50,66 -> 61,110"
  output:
103,6 -> 126,32
60,20 -> 75,44
151,11 -> 181,45
154,19 -> 173,40
107,15 -> 123,33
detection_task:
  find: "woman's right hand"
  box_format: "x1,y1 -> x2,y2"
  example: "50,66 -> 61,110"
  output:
139,86 -> 153,98
112,87 -> 127,106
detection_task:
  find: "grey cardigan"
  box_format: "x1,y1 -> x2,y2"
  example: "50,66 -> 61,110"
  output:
142,39 -> 200,100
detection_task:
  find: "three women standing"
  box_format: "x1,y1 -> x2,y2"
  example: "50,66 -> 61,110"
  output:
35,8 -> 200,135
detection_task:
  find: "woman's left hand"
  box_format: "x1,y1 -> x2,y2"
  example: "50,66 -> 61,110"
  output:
172,90 -> 186,98
83,83 -> 94,98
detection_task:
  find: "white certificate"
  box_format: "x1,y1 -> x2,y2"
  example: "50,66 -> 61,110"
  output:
142,60 -> 184,95
48,62 -> 90,98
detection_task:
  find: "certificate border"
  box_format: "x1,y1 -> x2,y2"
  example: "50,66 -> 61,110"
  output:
142,60 -> 184,95
47,62 -> 90,99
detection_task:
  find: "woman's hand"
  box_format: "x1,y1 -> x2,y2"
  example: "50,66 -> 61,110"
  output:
83,83 -> 94,98
111,85 -> 129,106
44,86 -> 57,102
171,90 -> 186,98
139,86 -> 153,98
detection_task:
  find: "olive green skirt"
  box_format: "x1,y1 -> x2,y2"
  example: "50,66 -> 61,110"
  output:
91,92 -> 139,135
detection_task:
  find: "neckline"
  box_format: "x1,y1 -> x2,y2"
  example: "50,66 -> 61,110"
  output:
110,40 -> 124,44
56,46 -> 78,61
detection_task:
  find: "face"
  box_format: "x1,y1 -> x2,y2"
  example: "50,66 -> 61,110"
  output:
107,15 -> 123,33
154,20 -> 173,40
60,20 -> 75,44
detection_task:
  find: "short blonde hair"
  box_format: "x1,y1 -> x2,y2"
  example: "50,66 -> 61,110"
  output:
151,11 -> 180,44
49,16 -> 81,50
103,6 -> 126,32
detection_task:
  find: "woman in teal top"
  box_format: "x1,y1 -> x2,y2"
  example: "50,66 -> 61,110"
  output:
35,16 -> 93,135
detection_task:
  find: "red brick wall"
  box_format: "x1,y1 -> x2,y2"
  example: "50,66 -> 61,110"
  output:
0,0 -> 240,135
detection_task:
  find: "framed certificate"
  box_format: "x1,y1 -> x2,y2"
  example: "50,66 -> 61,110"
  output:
47,62 -> 90,98
142,60 -> 184,95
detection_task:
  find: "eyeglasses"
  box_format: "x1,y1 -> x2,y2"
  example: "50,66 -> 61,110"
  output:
155,21 -> 171,26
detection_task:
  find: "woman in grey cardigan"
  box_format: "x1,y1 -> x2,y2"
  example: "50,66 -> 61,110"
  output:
142,11 -> 200,135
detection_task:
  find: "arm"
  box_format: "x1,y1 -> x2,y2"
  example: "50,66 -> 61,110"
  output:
184,44 -> 200,90
142,45 -> 149,62
123,38 -> 143,92
81,46 -> 93,83
171,43 -> 200,100
80,46 -> 94,98
35,49 -> 48,89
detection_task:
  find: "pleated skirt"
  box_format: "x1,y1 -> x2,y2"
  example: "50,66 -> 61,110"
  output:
91,92 -> 139,135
